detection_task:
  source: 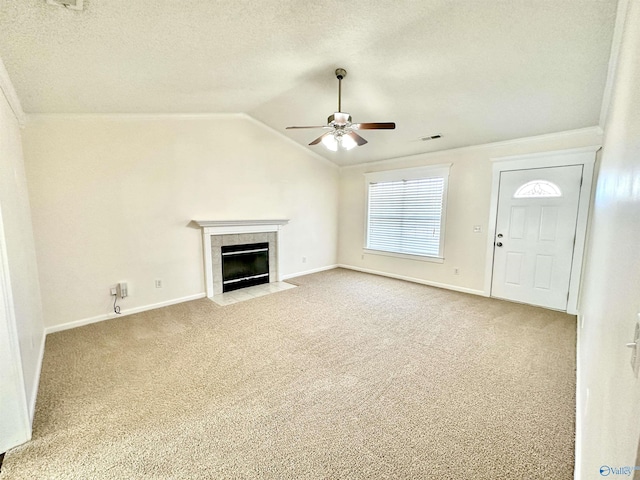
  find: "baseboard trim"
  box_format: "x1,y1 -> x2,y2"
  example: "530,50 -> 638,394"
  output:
337,264 -> 486,296
44,293 -> 207,335
28,332 -> 46,424
282,264 -> 338,280
43,265 -> 483,334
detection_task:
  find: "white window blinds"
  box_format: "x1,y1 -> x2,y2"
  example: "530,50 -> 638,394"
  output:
365,165 -> 450,259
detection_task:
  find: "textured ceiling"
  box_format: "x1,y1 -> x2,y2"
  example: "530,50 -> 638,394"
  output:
0,0 -> 617,166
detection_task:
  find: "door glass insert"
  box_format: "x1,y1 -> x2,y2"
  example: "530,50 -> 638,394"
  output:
513,180 -> 562,198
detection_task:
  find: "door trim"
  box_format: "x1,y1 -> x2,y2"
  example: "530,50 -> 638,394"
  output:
0,205 -> 31,452
484,145 -> 600,314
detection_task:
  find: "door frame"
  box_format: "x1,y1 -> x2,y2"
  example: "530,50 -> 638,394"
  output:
0,205 -> 31,453
483,145 -> 600,314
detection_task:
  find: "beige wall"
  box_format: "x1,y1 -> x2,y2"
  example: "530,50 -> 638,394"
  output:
577,0 -> 640,475
338,129 -> 603,293
0,73 -> 44,427
22,115 -> 339,328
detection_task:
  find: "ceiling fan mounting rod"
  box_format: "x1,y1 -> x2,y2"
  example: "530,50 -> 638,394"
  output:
335,68 -> 347,113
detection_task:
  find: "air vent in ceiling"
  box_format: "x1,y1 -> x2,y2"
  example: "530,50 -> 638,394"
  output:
46,0 -> 84,10
420,134 -> 442,141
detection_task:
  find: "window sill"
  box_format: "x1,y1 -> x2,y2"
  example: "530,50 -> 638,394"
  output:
363,249 -> 444,263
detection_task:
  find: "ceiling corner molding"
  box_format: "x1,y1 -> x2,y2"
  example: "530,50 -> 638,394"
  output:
0,58 -> 26,127
25,112 -> 244,122
599,0 -> 630,129
448,126 -> 604,152
240,114 -> 339,170
341,126 -> 604,170
490,144 -> 602,164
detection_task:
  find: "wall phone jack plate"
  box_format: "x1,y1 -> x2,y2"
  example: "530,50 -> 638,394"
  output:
117,282 -> 128,299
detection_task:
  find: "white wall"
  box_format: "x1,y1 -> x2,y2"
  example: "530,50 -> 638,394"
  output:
576,0 -> 640,476
338,128 -> 603,293
0,60 -> 44,449
22,115 -> 339,329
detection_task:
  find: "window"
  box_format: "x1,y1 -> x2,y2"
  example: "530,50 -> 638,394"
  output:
513,180 -> 562,198
365,164 -> 451,261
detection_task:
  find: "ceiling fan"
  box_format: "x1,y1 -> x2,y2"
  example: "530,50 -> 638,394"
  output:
286,68 -> 396,151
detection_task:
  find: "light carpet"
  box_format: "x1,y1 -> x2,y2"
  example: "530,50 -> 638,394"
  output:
1,269 -> 576,479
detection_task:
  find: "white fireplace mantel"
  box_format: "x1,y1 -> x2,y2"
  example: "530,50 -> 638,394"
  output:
193,219 -> 289,297
194,219 -> 289,234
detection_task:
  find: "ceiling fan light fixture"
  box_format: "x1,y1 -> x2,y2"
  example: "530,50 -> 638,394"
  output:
340,133 -> 358,150
322,134 -> 339,152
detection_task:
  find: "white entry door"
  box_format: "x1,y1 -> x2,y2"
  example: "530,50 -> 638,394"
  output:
491,165 -> 583,310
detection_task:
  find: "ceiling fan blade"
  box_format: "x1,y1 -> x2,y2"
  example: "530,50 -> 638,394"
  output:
347,131 -> 368,146
309,133 -> 331,146
286,126 -> 328,129
352,122 -> 396,130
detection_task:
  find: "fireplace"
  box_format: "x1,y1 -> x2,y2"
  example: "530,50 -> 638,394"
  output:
193,220 -> 289,297
221,242 -> 269,292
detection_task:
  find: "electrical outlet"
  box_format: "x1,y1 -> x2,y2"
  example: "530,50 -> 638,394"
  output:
473,225 -> 482,233
453,267 -> 460,275
155,279 -> 163,288
302,256 -> 307,264
117,282 -> 128,299
110,287 -> 118,296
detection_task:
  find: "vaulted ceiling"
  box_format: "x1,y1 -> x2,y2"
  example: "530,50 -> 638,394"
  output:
0,1 -> 617,165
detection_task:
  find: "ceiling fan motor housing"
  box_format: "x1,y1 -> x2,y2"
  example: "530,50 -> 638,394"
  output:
328,112 -> 352,126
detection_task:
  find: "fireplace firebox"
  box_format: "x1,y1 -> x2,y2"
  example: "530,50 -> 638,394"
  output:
221,242 -> 269,292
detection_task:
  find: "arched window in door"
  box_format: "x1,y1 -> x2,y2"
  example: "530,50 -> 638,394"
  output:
513,180 -> 562,198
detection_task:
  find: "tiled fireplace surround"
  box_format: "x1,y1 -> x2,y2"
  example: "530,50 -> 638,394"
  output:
194,220 -> 289,297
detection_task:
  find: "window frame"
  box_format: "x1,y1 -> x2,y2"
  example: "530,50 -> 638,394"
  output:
363,163 -> 451,263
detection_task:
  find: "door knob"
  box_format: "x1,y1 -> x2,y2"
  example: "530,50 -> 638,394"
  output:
497,233 -> 503,238
496,242 -> 503,247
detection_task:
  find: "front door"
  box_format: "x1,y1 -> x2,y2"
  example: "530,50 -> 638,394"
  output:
491,165 -> 583,310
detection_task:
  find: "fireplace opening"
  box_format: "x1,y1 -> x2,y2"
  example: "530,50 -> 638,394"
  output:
221,242 -> 269,292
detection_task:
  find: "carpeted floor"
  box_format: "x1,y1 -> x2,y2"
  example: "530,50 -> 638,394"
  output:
1,269 -> 576,479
